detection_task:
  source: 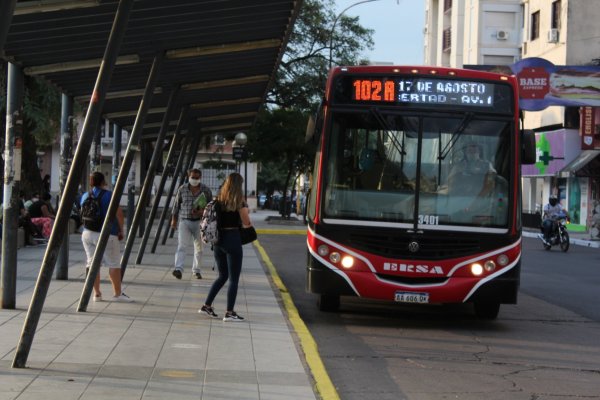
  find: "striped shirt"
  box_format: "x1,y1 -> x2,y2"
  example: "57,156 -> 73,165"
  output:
172,183 -> 212,220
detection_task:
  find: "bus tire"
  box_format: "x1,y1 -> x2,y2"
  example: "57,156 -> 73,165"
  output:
318,294 -> 340,312
474,301 -> 500,320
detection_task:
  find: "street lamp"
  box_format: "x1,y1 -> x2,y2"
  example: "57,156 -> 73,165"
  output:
328,0 -> 384,70
234,132 -> 248,200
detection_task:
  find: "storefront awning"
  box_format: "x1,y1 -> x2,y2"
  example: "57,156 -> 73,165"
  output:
560,149 -> 600,175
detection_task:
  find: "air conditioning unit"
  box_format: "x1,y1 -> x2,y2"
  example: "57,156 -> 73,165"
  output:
496,30 -> 509,40
547,29 -> 559,43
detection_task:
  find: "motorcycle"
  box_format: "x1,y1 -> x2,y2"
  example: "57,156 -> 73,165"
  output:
538,214 -> 570,252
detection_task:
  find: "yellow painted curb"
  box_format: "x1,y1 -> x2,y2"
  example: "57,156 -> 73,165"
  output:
254,241 -> 340,400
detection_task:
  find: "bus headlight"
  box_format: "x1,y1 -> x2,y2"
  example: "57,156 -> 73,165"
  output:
329,252 -> 341,263
497,254 -> 509,266
484,260 -> 496,272
318,245 -> 329,256
341,256 -> 354,269
471,263 -> 484,276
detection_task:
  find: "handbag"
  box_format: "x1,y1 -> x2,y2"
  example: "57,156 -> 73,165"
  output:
240,226 -> 257,245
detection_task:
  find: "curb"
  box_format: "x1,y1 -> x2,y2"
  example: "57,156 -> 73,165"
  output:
522,231 -> 600,248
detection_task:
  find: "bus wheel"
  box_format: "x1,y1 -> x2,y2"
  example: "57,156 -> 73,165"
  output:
474,301 -> 500,320
318,294 -> 340,312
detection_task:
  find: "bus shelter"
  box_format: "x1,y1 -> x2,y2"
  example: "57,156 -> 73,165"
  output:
0,0 -> 300,368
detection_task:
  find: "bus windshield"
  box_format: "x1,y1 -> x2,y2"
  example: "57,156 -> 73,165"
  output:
322,110 -> 512,230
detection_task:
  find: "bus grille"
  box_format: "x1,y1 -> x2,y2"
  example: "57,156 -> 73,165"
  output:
347,232 -> 481,260
376,274 -> 448,285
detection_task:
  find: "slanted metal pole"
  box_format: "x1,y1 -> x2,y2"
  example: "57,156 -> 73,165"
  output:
136,107 -> 186,263
90,123 -> 102,171
154,130 -> 193,250
0,1 -> 17,55
1,63 -> 23,310
78,52 -> 165,312
137,140 -> 147,237
112,124 -> 122,186
166,132 -> 200,240
12,0 -> 135,368
121,86 -> 180,270
187,132 -> 201,171
56,94 -> 74,280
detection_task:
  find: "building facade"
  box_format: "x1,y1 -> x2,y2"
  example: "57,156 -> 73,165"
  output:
424,0 -> 600,235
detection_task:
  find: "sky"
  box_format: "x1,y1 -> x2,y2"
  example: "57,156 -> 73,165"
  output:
334,0 -> 425,65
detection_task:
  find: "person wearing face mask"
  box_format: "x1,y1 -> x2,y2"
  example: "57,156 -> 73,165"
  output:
171,168 -> 213,280
448,141 -> 496,197
541,194 -> 569,243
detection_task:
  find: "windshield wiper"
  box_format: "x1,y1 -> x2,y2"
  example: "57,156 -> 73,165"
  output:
439,112 -> 474,161
369,107 -> 406,156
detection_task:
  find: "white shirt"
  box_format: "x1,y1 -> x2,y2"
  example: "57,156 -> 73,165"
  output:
543,203 -> 565,219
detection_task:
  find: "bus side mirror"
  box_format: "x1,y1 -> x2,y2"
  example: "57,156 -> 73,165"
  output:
521,130 -> 536,165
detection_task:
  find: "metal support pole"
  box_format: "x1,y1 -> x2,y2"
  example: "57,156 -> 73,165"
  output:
90,123 -> 102,172
187,133 -> 201,171
244,156 -> 248,201
78,51 -> 164,312
56,94 -> 73,280
136,107 -> 186,263
121,85 -> 180,270
12,0 -> 135,369
112,124 -> 122,186
1,63 -> 23,310
0,1 -> 17,56
138,140 -> 147,237
154,130 -> 193,251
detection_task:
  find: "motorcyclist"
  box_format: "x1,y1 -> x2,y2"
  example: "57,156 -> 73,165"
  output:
541,195 -> 569,243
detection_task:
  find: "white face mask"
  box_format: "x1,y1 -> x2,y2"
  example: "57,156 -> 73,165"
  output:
188,178 -> 200,186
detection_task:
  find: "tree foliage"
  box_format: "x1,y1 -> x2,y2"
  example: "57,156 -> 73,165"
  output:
0,61 -> 62,196
268,0 -> 374,110
251,0 -> 374,195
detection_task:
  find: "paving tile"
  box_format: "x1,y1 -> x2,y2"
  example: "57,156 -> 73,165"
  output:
0,218 -> 317,400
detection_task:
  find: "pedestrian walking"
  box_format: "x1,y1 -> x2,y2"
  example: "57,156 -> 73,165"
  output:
81,172 -> 133,303
200,172 -> 252,322
171,168 -> 212,280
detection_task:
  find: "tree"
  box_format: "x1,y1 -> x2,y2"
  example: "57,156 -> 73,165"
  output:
268,0 -> 374,110
0,61 -> 62,197
250,0 -> 374,196
250,108 -> 313,197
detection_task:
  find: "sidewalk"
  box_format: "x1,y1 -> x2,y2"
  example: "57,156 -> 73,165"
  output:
0,209 -> 316,400
522,227 -> 600,248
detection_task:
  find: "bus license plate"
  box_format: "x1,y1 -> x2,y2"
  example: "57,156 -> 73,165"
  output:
394,291 -> 429,304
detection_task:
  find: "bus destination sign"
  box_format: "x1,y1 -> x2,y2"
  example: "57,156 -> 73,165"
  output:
351,77 -> 495,107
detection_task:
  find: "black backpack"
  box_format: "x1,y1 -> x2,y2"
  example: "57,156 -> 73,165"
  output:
81,189 -> 106,232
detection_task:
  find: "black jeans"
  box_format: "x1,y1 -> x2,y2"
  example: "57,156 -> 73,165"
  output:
542,218 -> 556,240
205,229 -> 243,311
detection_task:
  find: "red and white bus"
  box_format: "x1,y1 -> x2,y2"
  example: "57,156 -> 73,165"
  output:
306,65 -> 535,319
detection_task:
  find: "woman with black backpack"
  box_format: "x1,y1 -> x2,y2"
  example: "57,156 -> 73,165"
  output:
199,173 -> 253,322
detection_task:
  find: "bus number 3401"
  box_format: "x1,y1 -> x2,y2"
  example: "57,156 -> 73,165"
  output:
418,215 -> 439,225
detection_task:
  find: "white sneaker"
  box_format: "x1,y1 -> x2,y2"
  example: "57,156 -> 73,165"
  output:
112,293 -> 134,303
93,294 -> 103,302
